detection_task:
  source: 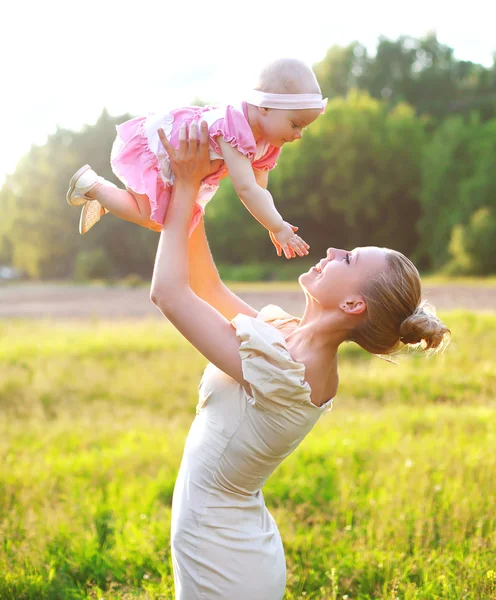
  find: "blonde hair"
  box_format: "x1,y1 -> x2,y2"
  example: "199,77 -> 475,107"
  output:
349,249 -> 450,355
255,58 -> 321,95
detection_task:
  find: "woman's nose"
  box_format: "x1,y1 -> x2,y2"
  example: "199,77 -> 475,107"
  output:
326,247 -> 347,260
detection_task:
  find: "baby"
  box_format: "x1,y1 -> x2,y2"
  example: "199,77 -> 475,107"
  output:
66,58 -> 325,258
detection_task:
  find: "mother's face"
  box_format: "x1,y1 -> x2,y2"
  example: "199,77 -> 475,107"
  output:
299,246 -> 387,308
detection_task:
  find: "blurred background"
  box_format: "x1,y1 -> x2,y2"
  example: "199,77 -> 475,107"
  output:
1,2 -> 496,599
1,0 -> 496,286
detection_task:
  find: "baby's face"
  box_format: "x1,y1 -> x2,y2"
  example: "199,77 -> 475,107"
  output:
259,107 -> 321,147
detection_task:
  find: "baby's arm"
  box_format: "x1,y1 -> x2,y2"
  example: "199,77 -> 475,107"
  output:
253,167 -> 269,192
218,139 -> 308,258
218,139 -> 283,231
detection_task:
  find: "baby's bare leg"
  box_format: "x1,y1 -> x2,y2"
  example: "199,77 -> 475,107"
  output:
87,184 -> 161,231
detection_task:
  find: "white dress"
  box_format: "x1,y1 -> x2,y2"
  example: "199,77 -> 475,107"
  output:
171,306 -> 334,599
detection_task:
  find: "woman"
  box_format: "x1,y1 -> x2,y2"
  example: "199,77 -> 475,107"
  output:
150,121 -> 450,600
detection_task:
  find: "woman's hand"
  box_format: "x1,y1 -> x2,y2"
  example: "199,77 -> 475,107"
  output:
158,121 -> 223,187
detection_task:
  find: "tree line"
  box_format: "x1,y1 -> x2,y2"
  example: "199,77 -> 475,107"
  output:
1,33 -> 495,279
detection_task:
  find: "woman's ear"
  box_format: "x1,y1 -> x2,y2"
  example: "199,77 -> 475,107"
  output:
258,107 -> 270,116
340,297 -> 367,316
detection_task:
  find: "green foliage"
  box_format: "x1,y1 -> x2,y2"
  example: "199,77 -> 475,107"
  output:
269,91 -> 426,257
447,207 -> 496,275
418,116 -> 496,270
204,177 -> 270,263
0,312 -> 495,598
1,34 -> 496,279
314,42 -> 368,99
208,91 -> 427,262
73,248 -> 113,281
0,110 -> 160,280
315,33 -> 496,121
216,259 -> 314,282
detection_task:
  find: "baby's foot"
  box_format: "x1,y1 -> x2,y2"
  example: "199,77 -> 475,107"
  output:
67,165 -> 108,206
79,200 -> 109,235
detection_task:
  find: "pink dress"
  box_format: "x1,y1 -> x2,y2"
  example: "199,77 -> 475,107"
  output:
110,102 -> 281,233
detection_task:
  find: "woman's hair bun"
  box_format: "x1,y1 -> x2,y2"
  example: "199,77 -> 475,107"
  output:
399,302 -> 450,350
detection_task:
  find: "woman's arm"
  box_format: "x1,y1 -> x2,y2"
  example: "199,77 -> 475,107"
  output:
188,217 -> 258,320
150,122 -> 249,385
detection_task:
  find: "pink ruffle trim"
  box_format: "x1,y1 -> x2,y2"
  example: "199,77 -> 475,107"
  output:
111,118 -> 170,226
110,117 -> 209,234
210,128 -> 255,160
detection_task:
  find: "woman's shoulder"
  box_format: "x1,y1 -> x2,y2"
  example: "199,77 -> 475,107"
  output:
233,304 -> 300,351
232,307 -> 292,352
232,306 -> 300,374
260,306 -> 336,408
231,310 -> 334,412
258,304 -> 300,328
231,312 -> 310,408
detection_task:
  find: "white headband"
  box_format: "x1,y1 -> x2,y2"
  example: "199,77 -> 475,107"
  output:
245,90 -> 327,113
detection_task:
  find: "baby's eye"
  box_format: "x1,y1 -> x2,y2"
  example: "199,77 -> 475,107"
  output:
344,253 -> 351,264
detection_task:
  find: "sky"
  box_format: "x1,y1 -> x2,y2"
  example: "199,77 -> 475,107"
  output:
2,0 -> 495,185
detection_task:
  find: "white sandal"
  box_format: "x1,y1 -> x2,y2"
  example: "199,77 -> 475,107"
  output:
79,200 -> 109,235
66,165 -> 107,207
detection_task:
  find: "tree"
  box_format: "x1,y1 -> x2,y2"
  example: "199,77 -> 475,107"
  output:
268,91 -> 426,258
0,110 -> 159,279
313,34 -> 496,122
418,115 -> 496,269
447,207 -> 496,275
314,43 -> 369,99
205,178 -> 270,264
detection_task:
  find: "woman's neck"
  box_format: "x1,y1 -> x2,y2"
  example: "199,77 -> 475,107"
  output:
286,304 -> 347,374
285,313 -> 343,407
286,319 -> 341,361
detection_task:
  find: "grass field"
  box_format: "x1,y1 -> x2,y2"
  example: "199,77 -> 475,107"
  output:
1,311 -> 495,599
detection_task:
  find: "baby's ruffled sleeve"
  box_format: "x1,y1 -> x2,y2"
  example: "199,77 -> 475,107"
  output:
209,105 -> 257,159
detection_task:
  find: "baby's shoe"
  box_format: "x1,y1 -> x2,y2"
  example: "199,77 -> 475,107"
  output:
79,200 -> 110,235
66,164 -> 113,207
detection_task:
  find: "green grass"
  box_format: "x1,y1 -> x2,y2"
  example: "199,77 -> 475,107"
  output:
1,312 -> 495,599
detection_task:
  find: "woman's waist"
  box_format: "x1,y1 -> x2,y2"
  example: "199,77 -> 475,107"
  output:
176,449 -> 271,500
173,475 -> 266,529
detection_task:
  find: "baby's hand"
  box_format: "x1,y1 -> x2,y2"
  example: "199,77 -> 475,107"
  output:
270,222 -> 309,259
